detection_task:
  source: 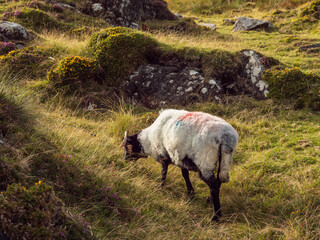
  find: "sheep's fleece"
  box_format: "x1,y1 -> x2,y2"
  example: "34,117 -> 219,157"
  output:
138,109 -> 239,180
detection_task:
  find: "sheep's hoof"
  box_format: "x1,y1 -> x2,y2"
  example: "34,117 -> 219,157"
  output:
211,215 -> 220,222
187,189 -> 195,197
159,181 -> 165,188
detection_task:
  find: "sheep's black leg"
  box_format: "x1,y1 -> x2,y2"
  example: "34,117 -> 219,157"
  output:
160,163 -> 168,187
199,173 -> 221,221
181,168 -> 195,196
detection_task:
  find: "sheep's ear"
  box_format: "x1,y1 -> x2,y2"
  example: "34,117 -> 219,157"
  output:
119,131 -> 128,148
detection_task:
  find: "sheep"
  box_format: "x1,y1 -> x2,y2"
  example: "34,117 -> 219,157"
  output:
120,109 -> 239,221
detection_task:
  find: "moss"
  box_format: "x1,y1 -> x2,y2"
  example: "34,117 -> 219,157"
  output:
263,67 -> 320,111
93,31 -> 158,87
0,47 -> 50,77
202,49 -> 241,85
89,27 -> 135,51
47,56 -> 104,92
12,8 -> 67,32
0,182 -> 91,240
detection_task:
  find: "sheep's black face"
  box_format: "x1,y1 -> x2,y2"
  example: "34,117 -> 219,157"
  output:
122,133 -> 144,161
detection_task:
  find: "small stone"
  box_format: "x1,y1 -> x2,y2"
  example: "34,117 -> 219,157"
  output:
185,87 -> 193,92
198,23 -> 217,31
189,70 -> 199,75
92,3 -> 104,12
201,88 -> 208,94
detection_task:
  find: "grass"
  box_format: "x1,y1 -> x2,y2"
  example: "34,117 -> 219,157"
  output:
0,0 -> 319,239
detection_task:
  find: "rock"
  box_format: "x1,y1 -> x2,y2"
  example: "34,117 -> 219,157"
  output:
54,3 -> 81,14
88,0 -> 176,27
223,19 -> 236,25
233,17 -> 273,32
176,13 -> 183,19
240,50 -> 273,98
16,44 -> 25,49
121,64 -> 223,107
198,23 -> 216,31
0,21 -> 30,41
92,3 -> 104,15
299,43 -> 320,53
129,22 -> 140,30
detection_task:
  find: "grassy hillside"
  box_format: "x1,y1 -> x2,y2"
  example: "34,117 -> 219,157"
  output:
0,0 -> 319,239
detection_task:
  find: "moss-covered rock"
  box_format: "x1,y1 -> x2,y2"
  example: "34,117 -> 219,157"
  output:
263,67 -> 320,110
202,49 -> 241,85
92,29 -> 158,86
0,182 -> 91,240
0,42 -> 17,56
89,27 -> 135,51
47,56 -> 104,92
0,47 -> 50,77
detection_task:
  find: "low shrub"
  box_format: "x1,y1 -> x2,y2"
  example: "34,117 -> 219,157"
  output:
0,47 -> 50,77
0,42 -> 17,56
26,0 -> 52,12
263,67 -> 320,110
89,27 -> 135,51
0,182 -> 91,240
301,0 -> 320,17
47,56 -> 104,92
93,31 -> 158,86
12,8 -> 66,32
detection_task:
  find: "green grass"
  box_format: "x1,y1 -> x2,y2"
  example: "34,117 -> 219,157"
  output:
0,0 -> 319,239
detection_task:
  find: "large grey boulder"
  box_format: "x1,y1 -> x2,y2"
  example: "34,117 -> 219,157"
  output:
121,65 -> 223,107
120,50 -> 279,108
89,0 -> 176,27
233,17 -> 273,31
0,21 -> 30,41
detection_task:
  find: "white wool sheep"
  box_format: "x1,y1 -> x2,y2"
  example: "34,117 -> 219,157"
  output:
121,109 -> 239,221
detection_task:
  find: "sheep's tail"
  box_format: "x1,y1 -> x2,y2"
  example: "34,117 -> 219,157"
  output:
217,143 -> 222,186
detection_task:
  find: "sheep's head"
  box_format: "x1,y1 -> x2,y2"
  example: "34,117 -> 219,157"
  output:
120,131 -> 146,161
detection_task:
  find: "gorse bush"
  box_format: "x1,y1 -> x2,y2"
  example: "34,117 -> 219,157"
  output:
301,0 -> 320,16
47,56 -> 103,91
263,67 -> 320,110
0,42 -> 17,56
89,27 -> 135,51
92,30 -> 158,86
0,182 -> 90,240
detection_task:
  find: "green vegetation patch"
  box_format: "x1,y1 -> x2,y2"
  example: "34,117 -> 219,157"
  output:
0,47 -> 50,77
47,56 -> 104,92
0,182 -> 91,239
89,27 -> 135,51
8,8 -> 67,32
263,67 -> 320,110
92,29 -> 158,86
202,49 -> 241,84
0,42 -> 17,56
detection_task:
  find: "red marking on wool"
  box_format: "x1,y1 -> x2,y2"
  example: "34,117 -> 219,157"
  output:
179,112 -> 209,124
